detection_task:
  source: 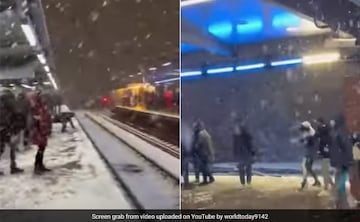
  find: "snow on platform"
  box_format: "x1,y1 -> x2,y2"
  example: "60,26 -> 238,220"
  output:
0,119 -> 132,209
182,175 -> 334,209
207,162 -> 333,176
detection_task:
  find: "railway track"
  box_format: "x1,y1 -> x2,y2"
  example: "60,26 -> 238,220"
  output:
111,107 -> 179,146
99,112 -> 179,158
78,111 -> 179,209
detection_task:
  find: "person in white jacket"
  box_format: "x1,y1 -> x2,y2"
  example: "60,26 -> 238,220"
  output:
299,121 -> 321,190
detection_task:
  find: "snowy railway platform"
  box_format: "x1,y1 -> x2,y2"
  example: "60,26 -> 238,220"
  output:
181,163 -> 339,209
181,175 -> 334,209
0,118 -> 132,209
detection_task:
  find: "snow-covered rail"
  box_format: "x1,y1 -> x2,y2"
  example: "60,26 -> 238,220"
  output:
77,111 -> 179,209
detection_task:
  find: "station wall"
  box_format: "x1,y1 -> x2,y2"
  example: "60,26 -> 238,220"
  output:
181,63 -> 360,162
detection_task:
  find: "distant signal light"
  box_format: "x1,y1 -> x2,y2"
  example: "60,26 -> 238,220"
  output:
101,96 -> 110,106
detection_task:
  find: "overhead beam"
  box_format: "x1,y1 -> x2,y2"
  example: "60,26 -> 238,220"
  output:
267,0 -> 360,39
181,19 -> 232,56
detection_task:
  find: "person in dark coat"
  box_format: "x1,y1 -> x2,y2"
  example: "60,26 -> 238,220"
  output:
299,121 -> 321,190
15,91 -> 32,150
31,91 -> 52,174
181,138 -> 191,188
233,123 -> 255,186
57,112 -> 75,133
315,118 -> 334,190
329,117 -> 353,208
0,89 -> 24,174
191,124 -> 201,183
192,120 -> 215,185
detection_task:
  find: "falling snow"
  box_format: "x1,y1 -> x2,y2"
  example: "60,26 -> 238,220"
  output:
89,11 -> 100,22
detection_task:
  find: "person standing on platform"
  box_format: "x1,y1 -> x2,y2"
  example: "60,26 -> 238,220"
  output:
299,121 -> 321,190
315,118 -> 334,191
233,122 -> 255,187
329,117 -> 353,209
191,121 -> 201,183
164,88 -> 173,110
0,89 -> 24,175
181,137 -> 191,188
31,91 -> 52,174
192,120 -> 215,185
15,90 -> 32,150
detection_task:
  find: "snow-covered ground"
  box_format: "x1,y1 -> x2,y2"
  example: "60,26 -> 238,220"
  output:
194,162 -> 333,176
182,175 -> 334,209
0,120 -> 132,209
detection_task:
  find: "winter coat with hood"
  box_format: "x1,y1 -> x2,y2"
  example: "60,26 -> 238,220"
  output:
233,125 -> 255,165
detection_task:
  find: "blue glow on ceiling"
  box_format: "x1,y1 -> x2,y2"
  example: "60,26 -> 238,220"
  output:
236,18 -> 263,34
182,0 -> 306,46
272,13 -> 301,29
208,18 -> 264,40
208,22 -> 233,38
181,42 -> 201,53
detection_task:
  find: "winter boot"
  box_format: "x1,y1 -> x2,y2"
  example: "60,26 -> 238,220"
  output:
208,175 -> 215,184
10,161 -> 24,174
34,152 -> 43,175
199,181 -> 208,186
39,152 -> 51,172
299,180 -> 307,191
313,180 -> 321,187
11,167 -> 24,174
10,158 -> 24,174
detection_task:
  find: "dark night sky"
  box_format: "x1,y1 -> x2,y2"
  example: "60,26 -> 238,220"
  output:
43,0 -> 179,106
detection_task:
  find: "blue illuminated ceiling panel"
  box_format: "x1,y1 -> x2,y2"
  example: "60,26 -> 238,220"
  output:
181,42 -> 202,53
182,0 -> 304,45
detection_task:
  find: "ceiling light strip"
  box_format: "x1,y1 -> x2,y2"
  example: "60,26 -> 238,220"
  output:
181,0 -> 213,7
271,58 -> 302,67
207,66 -> 234,74
235,63 -> 265,71
181,71 -> 202,77
21,24 -> 38,47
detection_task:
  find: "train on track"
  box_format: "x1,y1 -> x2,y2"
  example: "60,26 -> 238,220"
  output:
102,82 -> 179,115
98,81 -> 180,147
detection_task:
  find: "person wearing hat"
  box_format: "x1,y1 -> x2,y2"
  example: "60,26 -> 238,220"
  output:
299,121 -> 321,190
